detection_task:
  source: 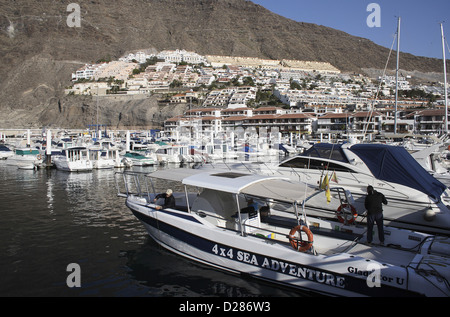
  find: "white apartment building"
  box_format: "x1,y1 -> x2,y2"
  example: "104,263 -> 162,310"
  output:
227,86 -> 257,109
379,75 -> 411,90
127,76 -> 149,91
157,49 -> 206,64
72,64 -> 101,81
197,75 -> 215,86
163,108 -> 314,137
120,51 -> 155,64
275,88 -> 369,108
203,87 -> 257,108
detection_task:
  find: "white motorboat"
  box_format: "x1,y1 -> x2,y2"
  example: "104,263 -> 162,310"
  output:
110,148 -> 127,168
409,143 -> 450,188
89,148 -> 115,169
121,151 -> 156,166
155,146 -> 182,164
115,169 -> 450,297
198,143 -> 450,235
200,143 -> 238,161
53,147 -> 93,172
7,147 -> 42,169
0,144 -> 14,160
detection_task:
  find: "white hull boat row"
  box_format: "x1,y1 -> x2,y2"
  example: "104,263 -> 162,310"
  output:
198,143 -> 450,236
115,169 -> 450,297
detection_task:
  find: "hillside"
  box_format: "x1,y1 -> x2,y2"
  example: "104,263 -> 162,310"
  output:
0,0 -> 446,128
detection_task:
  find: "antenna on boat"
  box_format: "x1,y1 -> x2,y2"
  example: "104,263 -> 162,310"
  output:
363,17 -> 398,140
441,22 -> 448,135
394,16 -> 401,134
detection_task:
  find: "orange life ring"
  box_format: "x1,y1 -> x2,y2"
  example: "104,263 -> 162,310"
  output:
289,225 -> 313,252
336,204 -> 357,224
37,154 -> 42,160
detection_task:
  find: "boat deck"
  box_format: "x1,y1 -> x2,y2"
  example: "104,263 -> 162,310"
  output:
258,209 -> 419,267
342,242 -> 417,267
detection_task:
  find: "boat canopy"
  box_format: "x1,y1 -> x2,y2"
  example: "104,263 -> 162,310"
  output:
147,169 -> 317,204
15,148 -> 40,155
350,144 -> 447,201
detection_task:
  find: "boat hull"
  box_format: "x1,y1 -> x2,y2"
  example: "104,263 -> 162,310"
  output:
53,157 -> 93,172
126,198 -> 437,297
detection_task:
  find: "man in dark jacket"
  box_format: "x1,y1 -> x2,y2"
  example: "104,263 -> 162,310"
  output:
153,189 -> 176,210
364,185 -> 387,245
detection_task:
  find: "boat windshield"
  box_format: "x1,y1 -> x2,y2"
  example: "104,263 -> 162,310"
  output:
279,156 -> 356,173
302,143 -> 348,162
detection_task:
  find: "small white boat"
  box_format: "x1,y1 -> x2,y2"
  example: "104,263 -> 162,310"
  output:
110,148 -> 126,168
155,146 -> 182,164
121,151 -> 156,166
89,148 -> 115,169
7,147 -> 42,169
116,169 -> 450,297
53,147 -> 93,172
0,144 -> 13,160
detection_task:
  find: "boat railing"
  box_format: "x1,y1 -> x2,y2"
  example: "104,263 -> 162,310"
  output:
114,171 -> 155,201
192,207 -> 296,245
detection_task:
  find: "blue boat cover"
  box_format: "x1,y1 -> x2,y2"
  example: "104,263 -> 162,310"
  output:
350,144 -> 447,201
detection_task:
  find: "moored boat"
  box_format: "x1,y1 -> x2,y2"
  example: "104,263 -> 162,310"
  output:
6,147 -> 42,169
0,144 -> 14,160
53,147 -> 93,172
197,142 -> 450,235
89,148 -> 115,169
121,151 -> 156,166
115,169 -> 450,297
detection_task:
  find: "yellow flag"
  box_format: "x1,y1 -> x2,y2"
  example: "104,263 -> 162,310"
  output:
321,174 -> 329,190
325,185 -> 331,204
322,174 -> 331,204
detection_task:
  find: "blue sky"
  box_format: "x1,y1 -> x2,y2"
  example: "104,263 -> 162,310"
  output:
251,0 -> 450,59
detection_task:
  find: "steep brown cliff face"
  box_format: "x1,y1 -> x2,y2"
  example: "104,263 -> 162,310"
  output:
0,0 -> 445,128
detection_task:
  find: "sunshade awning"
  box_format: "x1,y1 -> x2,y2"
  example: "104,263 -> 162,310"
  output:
147,169 -> 317,204
240,178 -> 317,204
147,168 -> 203,182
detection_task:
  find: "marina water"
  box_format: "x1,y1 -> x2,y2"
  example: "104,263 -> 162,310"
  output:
0,162 -> 304,297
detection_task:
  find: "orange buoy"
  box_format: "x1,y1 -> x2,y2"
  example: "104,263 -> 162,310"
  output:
289,225 -> 313,252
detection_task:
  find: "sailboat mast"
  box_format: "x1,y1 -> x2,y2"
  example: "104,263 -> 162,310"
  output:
441,23 -> 448,134
394,17 -> 401,134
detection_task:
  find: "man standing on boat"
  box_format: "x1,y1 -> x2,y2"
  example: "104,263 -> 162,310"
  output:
364,185 -> 387,245
153,189 -> 176,210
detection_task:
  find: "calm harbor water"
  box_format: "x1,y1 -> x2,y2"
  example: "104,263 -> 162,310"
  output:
0,161 -> 306,297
